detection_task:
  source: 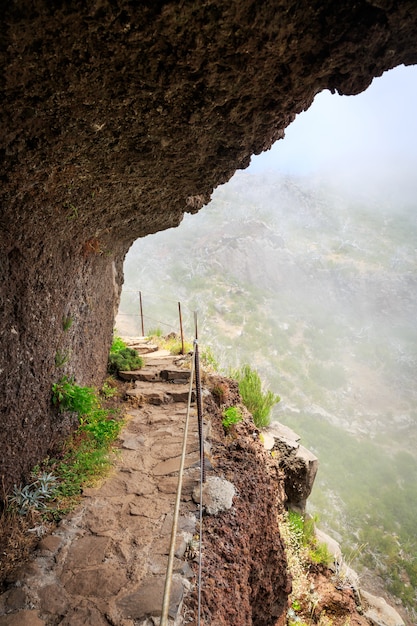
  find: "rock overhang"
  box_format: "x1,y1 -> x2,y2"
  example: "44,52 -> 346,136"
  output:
1,0 -> 417,494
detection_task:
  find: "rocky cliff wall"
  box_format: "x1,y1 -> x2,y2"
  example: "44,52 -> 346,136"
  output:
2,0 -> 417,496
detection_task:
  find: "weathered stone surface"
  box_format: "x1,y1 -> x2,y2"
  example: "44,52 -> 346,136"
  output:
0,611 -> 45,626
161,513 -> 197,536
267,421 -> 301,444
129,496 -> 167,519
119,432 -> 146,450
273,435 -> 319,512
126,341 -> 159,354
58,603 -> 110,626
294,445 -> 319,499
192,475 -> 236,515
130,381 -> 195,404
119,370 -> 160,382
2,586 -> 27,612
152,453 -> 200,476
62,563 -> 127,597
37,584 -> 69,617
63,535 -> 110,570
160,368 -> 191,382
36,534 -> 63,555
361,590 -> 405,626
117,575 -> 184,619
148,553 -> 185,576
157,475 -> 196,498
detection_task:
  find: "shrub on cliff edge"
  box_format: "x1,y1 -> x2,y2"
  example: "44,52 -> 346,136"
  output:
230,364 -> 280,428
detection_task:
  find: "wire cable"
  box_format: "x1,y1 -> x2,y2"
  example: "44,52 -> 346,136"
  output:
160,350 -> 196,626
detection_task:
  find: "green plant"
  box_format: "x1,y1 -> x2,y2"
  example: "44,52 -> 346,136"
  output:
52,376 -> 97,415
55,407 -> 124,500
55,349 -> 70,368
65,202 -> 78,220
9,473 -> 58,515
288,511 -> 332,567
101,380 -> 118,399
108,347 -> 144,374
230,364 -> 280,428
201,346 -> 219,371
212,381 -> 229,404
222,406 -> 243,430
62,315 -> 73,332
165,336 -> 193,355
110,334 -> 128,353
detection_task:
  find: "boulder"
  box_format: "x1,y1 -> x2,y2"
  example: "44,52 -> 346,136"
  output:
266,421 -> 318,512
192,476 -> 236,515
361,589 -> 405,626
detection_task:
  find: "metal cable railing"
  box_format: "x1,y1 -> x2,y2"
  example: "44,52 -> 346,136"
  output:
160,347 -> 196,626
117,291 -> 193,355
158,314 -> 205,626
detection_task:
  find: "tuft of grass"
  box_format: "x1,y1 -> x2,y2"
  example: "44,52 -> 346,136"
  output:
201,345 -> 219,371
110,334 -> 128,353
230,364 -> 280,428
62,315 -> 73,332
54,406 -> 124,502
288,510 -> 332,567
108,347 -> 144,374
52,376 -> 97,415
147,327 -> 163,338
222,406 -> 243,430
212,381 -> 229,404
165,336 -> 193,355
55,349 -> 70,368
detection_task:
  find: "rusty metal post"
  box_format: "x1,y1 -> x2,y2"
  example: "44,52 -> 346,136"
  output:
178,301 -> 185,355
139,291 -> 145,336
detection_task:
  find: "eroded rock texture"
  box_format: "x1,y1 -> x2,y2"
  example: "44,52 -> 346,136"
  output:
1,1 -> 417,494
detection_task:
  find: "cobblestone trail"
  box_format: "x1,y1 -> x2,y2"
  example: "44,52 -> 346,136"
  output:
0,346 -> 201,626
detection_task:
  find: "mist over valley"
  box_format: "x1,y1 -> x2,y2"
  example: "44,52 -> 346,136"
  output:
118,170 -> 417,615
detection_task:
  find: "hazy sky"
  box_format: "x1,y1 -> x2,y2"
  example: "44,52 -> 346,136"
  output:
248,64 -> 417,197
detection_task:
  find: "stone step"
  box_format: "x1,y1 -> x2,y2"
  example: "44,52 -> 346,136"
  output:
126,382 -> 195,405
160,368 -> 191,383
119,366 -> 191,384
119,369 -> 160,382
124,337 -> 160,354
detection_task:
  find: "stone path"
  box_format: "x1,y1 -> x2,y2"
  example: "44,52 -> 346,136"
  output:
0,345 -> 201,626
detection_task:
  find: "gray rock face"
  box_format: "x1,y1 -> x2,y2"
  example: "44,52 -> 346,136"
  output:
193,476 -> 236,515
263,421 -> 318,512
361,589 -> 405,626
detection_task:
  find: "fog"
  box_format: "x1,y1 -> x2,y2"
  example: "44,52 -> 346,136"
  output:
249,64 -> 417,199
117,65 -> 417,618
